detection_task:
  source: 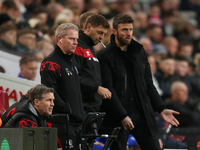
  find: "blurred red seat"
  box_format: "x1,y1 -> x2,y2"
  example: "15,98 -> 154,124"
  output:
0,90 -> 9,117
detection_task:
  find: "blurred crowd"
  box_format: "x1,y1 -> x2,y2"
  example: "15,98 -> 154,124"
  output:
1,0 -> 200,148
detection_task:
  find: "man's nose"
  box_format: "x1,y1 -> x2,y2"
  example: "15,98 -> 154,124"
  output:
99,34 -> 104,40
74,39 -> 78,45
51,101 -> 54,106
127,30 -> 132,36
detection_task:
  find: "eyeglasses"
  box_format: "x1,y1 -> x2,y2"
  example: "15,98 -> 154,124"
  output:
24,36 -> 36,41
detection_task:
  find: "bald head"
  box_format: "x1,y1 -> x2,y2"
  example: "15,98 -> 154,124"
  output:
139,37 -> 152,54
171,81 -> 188,104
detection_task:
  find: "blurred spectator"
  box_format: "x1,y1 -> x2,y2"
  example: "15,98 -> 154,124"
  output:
31,6 -> 48,24
161,12 -> 176,36
54,9 -> 74,27
66,0 -> 85,15
148,4 -> 163,27
70,8 -> 80,26
149,4 -> 161,19
155,57 -> 178,100
34,23 -> 50,35
43,26 -> 57,46
157,0 -> 179,17
165,81 -> 200,127
124,9 -> 136,20
173,18 -> 193,42
188,53 -> 200,105
16,29 -> 37,53
134,12 -> 148,38
46,2 -> 64,27
153,44 -> 168,62
146,25 -> 163,50
163,36 -> 179,57
33,49 -> 45,63
86,0 -> 105,14
0,22 -> 17,53
187,18 -> 200,41
1,0 -> 20,22
116,0 -> 131,14
103,0 -> 118,19
175,56 -> 192,96
148,54 -> 163,96
177,41 -> 194,59
36,40 -> 54,57
18,55 -> 38,80
139,37 -> 153,55
0,13 -> 12,26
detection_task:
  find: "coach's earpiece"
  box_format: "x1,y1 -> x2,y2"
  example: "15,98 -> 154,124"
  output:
60,39 -> 63,44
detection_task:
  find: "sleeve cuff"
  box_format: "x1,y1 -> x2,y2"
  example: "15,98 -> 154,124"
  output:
94,85 -> 99,92
119,113 -> 128,122
157,105 -> 166,114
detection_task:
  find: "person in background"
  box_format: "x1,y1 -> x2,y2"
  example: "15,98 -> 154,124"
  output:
33,49 -> 45,63
18,55 -> 38,81
155,57 -> 178,100
0,22 -> 17,53
148,54 -> 163,96
31,6 -> 48,24
139,37 -> 153,55
36,40 -> 54,58
177,41 -> 194,59
165,81 -> 200,128
163,36 -> 179,57
16,29 -> 37,53
1,0 -> 20,21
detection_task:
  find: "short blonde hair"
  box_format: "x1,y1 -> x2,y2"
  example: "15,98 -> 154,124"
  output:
55,23 -> 78,41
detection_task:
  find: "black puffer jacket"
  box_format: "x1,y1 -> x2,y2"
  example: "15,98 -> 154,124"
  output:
2,96 -> 47,128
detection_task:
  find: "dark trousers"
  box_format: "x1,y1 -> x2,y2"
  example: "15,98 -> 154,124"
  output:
56,123 -> 82,150
100,111 -> 161,150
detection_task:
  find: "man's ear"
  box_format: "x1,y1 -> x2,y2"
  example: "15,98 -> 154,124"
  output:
34,99 -> 39,107
113,29 -> 117,36
86,23 -> 92,32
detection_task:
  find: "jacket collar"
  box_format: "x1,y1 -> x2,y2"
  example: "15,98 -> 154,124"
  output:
28,102 -> 48,120
110,34 -> 143,54
79,30 -> 95,46
54,45 -> 73,60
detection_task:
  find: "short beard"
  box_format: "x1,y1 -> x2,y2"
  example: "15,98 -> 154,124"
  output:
117,32 -> 131,46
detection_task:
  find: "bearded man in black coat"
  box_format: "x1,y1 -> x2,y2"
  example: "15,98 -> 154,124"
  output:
97,13 -> 180,150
